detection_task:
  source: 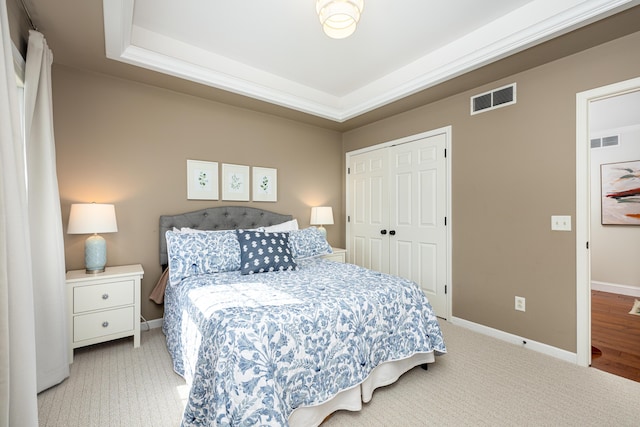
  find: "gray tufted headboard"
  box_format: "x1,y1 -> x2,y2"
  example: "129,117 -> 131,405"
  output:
159,206 -> 293,267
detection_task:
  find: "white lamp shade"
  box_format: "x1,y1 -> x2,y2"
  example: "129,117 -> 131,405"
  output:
310,206 -> 334,226
67,203 -> 118,234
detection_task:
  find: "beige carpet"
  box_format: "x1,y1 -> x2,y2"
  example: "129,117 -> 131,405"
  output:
38,321 -> 640,426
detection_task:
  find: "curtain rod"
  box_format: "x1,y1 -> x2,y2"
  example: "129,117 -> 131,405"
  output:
18,0 -> 37,31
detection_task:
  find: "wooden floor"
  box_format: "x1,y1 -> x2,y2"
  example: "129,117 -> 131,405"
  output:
591,290 -> 640,382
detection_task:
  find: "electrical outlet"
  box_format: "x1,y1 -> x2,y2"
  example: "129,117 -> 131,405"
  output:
515,296 -> 526,312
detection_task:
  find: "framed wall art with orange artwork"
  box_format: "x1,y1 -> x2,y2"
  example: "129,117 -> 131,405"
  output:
601,160 -> 640,225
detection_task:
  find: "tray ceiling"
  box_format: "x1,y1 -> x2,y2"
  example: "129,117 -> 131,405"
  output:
103,0 -> 639,122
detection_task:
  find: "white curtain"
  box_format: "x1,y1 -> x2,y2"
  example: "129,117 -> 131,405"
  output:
24,30 -> 69,393
0,1 -> 39,426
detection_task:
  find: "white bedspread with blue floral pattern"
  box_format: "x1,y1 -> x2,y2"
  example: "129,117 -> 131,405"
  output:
163,258 -> 446,426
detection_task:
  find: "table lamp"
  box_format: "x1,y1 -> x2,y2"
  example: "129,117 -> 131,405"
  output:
310,206 -> 334,239
67,203 -> 118,274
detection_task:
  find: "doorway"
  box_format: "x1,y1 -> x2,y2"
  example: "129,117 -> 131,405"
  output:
588,90 -> 640,380
576,77 -> 640,368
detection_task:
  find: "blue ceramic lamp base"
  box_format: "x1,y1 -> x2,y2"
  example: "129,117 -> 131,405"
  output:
85,234 -> 107,274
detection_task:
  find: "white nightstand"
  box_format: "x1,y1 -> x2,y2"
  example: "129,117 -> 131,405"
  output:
322,247 -> 347,263
66,264 -> 144,362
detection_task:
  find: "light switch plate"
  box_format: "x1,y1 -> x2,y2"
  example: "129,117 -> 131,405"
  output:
551,215 -> 572,231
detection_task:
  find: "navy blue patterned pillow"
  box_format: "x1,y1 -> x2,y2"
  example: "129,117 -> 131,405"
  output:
236,230 -> 298,275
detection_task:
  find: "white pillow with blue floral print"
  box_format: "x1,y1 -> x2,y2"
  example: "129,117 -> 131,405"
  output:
165,229 -> 240,285
288,227 -> 332,259
236,229 -> 298,275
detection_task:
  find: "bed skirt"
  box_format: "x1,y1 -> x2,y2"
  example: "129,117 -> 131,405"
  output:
288,352 -> 435,426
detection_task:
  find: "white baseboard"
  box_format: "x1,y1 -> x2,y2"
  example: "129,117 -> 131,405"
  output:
591,281 -> 640,297
450,316 -> 577,364
140,317 -> 163,330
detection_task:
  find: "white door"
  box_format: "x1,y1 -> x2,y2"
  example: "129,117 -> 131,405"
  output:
349,148 -> 389,272
347,132 -> 449,318
389,134 -> 447,317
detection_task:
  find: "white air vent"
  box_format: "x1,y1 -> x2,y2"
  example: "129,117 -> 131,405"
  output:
590,135 -> 619,149
471,83 -> 516,115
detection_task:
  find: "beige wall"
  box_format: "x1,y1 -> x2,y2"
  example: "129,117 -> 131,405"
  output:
53,67 -> 343,321
343,31 -> 640,352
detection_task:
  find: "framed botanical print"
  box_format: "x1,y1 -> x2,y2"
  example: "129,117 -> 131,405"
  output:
222,163 -> 250,201
252,167 -> 277,202
187,160 -> 218,200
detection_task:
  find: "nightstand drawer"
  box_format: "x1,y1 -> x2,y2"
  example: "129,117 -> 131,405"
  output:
73,306 -> 134,342
73,280 -> 134,313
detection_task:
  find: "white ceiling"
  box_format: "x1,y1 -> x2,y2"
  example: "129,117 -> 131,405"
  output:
104,0 -> 639,122
590,90 -> 640,133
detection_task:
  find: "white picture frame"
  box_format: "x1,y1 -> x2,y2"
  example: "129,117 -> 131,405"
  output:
187,160 -> 218,200
222,163 -> 250,201
252,167 -> 277,202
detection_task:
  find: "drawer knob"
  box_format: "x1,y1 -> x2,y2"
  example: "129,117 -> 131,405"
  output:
102,321 -> 109,328
102,294 -> 109,300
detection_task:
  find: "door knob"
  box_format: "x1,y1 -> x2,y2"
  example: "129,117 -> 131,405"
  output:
389,230 -> 396,236
380,229 -> 387,235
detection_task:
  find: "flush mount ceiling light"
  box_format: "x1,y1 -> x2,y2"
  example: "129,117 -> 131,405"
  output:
316,0 -> 364,39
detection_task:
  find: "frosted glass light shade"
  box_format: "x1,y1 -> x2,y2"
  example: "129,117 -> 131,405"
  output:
316,0 -> 364,39
67,203 -> 118,273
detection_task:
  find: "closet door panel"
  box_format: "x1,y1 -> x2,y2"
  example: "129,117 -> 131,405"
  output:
392,239 -> 413,281
419,243 -> 438,294
390,134 -> 447,317
349,149 -> 389,272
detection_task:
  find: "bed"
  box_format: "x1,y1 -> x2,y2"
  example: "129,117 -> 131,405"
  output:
158,206 -> 446,426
